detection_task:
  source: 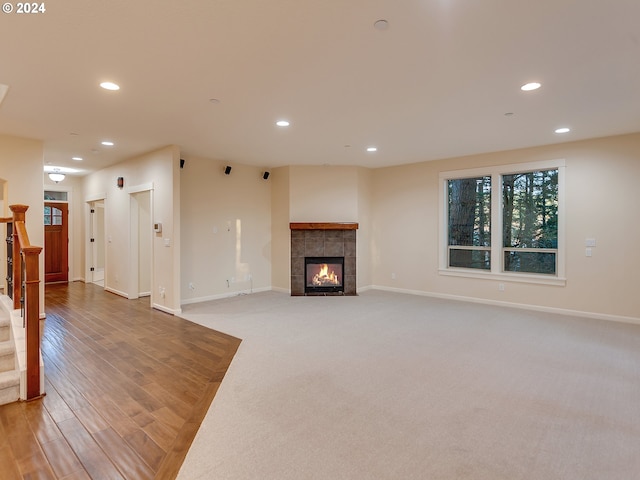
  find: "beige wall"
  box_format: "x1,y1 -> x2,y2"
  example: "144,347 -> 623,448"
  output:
180,156 -> 272,303
289,166 -> 360,222
4,130 -> 637,322
270,166 -> 290,291
0,134 -> 44,312
371,132 -> 640,320
277,165 -> 374,291
82,145 -> 181,314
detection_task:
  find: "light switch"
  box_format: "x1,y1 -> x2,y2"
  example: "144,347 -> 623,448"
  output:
585,248 -> 592,257
585,238 -> 596,247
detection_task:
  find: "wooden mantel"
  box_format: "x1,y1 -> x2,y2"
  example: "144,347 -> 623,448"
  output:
290,222 -> 358,230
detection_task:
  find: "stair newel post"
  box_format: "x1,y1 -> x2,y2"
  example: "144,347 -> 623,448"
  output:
22,245 -> 42,399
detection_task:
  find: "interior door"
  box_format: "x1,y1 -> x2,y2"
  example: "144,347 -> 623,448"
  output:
89,201 -> 105,284
44,202 -> 69,283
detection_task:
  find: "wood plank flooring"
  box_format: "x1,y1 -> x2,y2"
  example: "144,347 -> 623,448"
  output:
0,282 -> 241,479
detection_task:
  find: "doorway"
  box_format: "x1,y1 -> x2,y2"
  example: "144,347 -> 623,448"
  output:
44,202 -> 69,283
130,190 -> 152,300
88,200 -> 105,286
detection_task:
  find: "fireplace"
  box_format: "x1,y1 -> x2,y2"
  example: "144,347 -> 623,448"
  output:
305,257 -> 344,294
290,222 -> 357,296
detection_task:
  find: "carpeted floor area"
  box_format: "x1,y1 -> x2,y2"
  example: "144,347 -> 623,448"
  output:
176,290 -> 640,480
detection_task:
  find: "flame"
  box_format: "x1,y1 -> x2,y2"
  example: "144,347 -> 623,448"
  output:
312,263 -> 340,286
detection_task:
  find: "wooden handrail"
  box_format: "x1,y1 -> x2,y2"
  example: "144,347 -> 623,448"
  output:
4,204 -> 43,400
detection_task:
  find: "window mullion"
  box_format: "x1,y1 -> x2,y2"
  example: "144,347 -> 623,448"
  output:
490,172 -> 502,274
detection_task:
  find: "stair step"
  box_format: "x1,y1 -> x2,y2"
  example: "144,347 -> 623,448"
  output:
0,369 -> 20,406
0,316 -> 9,342
0,340 -> 16,373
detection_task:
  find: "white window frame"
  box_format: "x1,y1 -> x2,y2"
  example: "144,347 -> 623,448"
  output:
438,159 -> 566,286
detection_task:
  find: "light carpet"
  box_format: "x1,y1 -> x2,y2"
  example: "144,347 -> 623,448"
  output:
177,290 -> 640,480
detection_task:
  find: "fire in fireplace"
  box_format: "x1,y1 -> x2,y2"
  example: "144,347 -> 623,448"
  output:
305,257 -> 344,294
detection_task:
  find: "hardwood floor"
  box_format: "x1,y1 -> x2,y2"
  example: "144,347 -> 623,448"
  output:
0,282 -> 241,479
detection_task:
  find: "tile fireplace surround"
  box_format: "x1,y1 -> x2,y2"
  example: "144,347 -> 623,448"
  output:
290,222 -> 357,296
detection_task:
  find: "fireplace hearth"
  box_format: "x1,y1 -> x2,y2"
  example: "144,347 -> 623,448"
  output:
290,222 -> 357,296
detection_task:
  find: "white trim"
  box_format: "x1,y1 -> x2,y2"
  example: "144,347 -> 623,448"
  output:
86,200 -> 106,286
105,286 -> 129,298
439,159 -> 566,280
85,192 -> 107,203
438,268 -> 567,286
128,187 -> 154,303
368,285 -> 640,326
126,182 -> 154,194
152,303 -> 182,315
271,286 -> 290,294
180,286 -> 272,305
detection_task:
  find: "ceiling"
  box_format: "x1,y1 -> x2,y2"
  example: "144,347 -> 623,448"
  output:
1,0 -> 639,177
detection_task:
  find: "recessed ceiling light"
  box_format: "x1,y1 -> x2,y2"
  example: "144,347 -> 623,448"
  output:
276,120 -> 290,127
101,141 -> 114,146
367,147 -> 378,152
555,127 -> 570,134
72,157 -> 83,161
521,82 -> 541,91
374,19 -> 389,31
100,82 -> 120,91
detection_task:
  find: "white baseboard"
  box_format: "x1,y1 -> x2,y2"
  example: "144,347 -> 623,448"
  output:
105,286 -> 129,298
366,285 -> 640,325
271,286 -> 290,294
152,303 -> 182,315
181,286 -> 272,306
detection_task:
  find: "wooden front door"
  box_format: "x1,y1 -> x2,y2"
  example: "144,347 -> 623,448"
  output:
44,202 -> 68,283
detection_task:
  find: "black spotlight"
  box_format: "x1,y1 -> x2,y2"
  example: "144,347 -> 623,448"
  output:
224,165 -> 232,175
180,159 -> 185,169
263,171 -> 270,180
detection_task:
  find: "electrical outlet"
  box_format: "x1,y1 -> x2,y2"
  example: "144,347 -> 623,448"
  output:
498,283 -> 505,291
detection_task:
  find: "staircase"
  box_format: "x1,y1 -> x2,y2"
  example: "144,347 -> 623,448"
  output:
0,309 -> 20,405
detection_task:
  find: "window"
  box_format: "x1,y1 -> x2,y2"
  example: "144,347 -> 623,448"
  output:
44,206 -> 63,226
447,176 -> 491,270
502,170 -> 558,275
440,160 -> 565,285
44,190 -> 68,201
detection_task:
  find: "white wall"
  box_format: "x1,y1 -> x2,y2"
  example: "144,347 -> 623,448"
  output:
0,134 -> 45,312
82,145 -> 181,314
371,132 -> 640,321
180,156 -> 272,303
